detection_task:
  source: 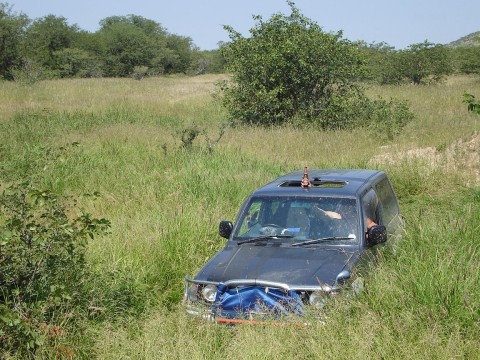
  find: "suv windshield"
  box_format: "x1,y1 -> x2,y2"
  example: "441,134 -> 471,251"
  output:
233,196 -> 359,244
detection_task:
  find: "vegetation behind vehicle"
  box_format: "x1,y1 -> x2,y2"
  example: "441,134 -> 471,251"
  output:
1,1 -> 479,82
0,73 -> 478,358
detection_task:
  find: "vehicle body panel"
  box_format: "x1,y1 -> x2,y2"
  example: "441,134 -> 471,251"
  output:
196,244 -> 360,287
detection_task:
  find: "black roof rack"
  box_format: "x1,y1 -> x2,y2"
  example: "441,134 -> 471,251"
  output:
279,179 -> 347,188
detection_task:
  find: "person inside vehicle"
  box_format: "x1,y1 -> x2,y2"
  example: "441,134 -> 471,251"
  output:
362,190 -> 382,240
310,203 -> 342,220
309,200 -> 348,238
366,217 -> 378,229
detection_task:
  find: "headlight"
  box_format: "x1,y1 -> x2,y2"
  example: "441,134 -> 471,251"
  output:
186,284 -> 199,302
309,291 -> 328,308
201,284 -> 218,302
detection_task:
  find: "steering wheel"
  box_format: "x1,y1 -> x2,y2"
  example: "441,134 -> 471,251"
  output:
262,223 -> 280,228
259,224 -> 281,236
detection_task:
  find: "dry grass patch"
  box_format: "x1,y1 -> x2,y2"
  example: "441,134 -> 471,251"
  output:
0,74 -> 227,120
370,132 -> 480,185
221,126 -> 377,168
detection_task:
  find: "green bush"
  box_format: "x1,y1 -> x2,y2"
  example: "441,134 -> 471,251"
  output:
287,94 -> 414,140
219,2 -> 413,136
361,97 -> 414,139
10,58 -> 52,85
220,2 -> 366,127
463,92 -> 480,114
0,183 -> 110,357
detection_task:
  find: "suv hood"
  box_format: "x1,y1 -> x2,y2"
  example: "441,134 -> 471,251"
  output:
195,245 -> 360,287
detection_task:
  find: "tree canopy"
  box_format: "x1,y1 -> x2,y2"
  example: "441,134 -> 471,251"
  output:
0,3 -> 29,80
398,41 -> 452,84
0,1 -> 477,82
361,40 -> 453,85
97,15 -> 192,76
0,4 -> 207,80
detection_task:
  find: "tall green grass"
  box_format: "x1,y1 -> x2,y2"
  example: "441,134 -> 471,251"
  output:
0,75 -> 479,358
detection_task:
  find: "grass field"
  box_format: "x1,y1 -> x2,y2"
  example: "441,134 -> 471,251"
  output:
0,74 -> 479,359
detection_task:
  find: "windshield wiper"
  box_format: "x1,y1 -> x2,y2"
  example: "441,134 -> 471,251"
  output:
237,234 -> 293,245
291,236 -> 356,247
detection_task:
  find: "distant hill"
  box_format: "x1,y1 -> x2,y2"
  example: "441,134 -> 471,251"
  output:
447,31 -> 480,47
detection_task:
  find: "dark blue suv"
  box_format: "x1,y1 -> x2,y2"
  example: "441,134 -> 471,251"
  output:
184,169 -> 403,323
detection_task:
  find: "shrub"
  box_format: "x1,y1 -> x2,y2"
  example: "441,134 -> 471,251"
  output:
220,2 -> 366,127
10,58 -> 51,85
289,95 -> 414,139
0,183 -> 110,357
463,92 -> 480,114
219,2 -> 413,136
361,97 -> 414,140
132,65 -> 149,80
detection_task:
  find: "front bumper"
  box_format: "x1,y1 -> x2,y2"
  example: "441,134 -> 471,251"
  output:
184,275 -> 340,322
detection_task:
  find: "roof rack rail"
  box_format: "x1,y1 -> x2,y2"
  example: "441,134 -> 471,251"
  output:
279,180 -> 347,188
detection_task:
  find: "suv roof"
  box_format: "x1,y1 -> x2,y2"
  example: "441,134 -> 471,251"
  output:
253,169 -> 385,198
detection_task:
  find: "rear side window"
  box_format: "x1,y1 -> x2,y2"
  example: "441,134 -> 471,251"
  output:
362,189 -> 381,226
375,177 -> 400,226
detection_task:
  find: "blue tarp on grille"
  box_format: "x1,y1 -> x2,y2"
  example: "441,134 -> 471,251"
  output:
212,284 -> 304,319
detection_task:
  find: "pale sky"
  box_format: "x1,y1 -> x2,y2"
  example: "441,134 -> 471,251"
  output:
9,0 -> 479,50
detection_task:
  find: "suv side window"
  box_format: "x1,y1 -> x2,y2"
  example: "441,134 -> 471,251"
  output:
362,189 -> 382,228
375,177 -> 400,227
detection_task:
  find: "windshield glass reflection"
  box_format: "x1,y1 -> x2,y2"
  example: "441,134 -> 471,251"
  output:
233,196 -> 359,244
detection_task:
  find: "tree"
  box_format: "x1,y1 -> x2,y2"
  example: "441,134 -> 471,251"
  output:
23,15 -> 80,72
99,21 -> 158,76
220,1 -> 366,126
97,15 -> 196,76
192,48 -> 226,74
98,15 -> 174,77
164,33 -> 194,74
54,47 -> 102,78
360,41 -> 404,85
398,41 -> 452,84
451,46 -> 480,75
99,14 -> 166,37
0,2 -> 29,80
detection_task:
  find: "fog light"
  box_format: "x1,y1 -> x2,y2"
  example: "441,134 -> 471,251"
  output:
201,284 -> 218,302
352,277 -> 365,296
309,291 -> 328,308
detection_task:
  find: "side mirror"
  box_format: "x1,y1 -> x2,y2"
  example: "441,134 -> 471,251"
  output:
219,221 -> 233,239
367,225 -> 387,246
335,270 -> 351,284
